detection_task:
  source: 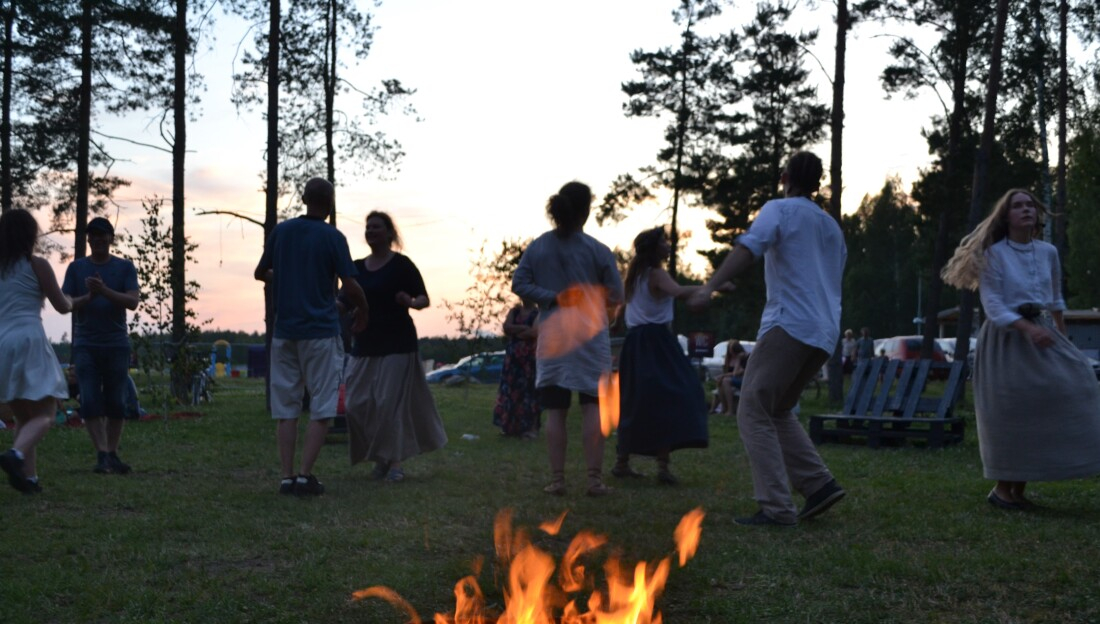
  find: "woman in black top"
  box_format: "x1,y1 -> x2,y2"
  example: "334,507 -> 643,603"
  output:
343,211 -> 446,482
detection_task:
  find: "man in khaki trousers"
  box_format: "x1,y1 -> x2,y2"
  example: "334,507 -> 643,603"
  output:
688,151 -> 847,526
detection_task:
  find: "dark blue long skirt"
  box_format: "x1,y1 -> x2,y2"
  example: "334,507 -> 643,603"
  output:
617,323 -> 708,456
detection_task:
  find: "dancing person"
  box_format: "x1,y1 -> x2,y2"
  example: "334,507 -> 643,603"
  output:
611,227 -> 710,485
513,181 -> 623,497
254,177 -> 368,496
687,151 -> 847,526
0,210 -> 73,494
342,211 -> 446,483
492,298 -> 541,439
941,188 -> 1100,511
712,340 -> 748,416
62,217 -> 140,475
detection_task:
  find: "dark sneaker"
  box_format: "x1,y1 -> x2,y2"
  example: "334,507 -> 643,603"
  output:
278,477 -> 296,495
108,452 -> 132,475
26,479 -> 42,494
798,479 -> 846,520
294,474 -> 325,496
93,451 -> 113,474
1,449 -> 34,493
734,510 -> 796,527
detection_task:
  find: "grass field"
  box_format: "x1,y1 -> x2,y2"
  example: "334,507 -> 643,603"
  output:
2,376 -> 1099,623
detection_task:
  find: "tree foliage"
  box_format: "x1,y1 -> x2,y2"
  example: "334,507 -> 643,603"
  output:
1065,104 -> 1100,308
442,238 -> 530,348
120,196 -> 209,408
600,0 -> 741,280
231,0 -> 415,219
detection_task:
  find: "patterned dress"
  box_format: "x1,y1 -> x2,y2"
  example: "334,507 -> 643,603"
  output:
492,307 -> 541,436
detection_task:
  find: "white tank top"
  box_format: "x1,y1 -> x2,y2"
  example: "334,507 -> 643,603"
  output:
625,270 -> 673,328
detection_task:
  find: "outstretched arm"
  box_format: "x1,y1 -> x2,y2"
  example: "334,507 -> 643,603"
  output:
341,277 -> 369,333
687,245 -> 755,310
32,256 -> 72,314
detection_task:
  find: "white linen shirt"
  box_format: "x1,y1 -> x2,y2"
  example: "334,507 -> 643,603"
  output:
736,196 -> 846,353
979,239 -> 1066,328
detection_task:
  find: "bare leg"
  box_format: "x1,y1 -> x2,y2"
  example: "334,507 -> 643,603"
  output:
105,419 -> 125,453
299,418 -> 329,476
10,398 -> 55,479
85,417 -> 108,452
1009,481 -> 1030,505
277,419 -> 299,478
580,402 -> 605,490
719,377 -> 733,415
544,407 -> 567,487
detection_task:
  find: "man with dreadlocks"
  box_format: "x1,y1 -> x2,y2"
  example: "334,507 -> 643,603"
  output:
688,151 -> 847,527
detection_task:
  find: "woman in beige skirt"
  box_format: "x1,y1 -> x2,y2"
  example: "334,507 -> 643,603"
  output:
943,188 -> 1100,510
343,212 -> 446,482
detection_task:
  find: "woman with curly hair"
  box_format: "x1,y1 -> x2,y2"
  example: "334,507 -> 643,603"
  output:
943,188 -> 1100,511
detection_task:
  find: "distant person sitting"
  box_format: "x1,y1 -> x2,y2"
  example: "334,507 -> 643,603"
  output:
711,340 -> 748,416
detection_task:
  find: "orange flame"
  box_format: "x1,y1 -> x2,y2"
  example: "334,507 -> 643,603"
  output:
539,510 -> 570,536
538,284 -> 613,360
352,508 -> 705,623
597,371 -> 620,438
673,508 -> 705,567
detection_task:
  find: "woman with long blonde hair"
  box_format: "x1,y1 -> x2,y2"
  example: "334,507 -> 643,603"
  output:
943,188 -> 1100,511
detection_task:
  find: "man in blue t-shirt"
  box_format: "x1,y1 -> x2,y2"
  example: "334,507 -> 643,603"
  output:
63,217 -> 141,475
255,178 -> 368,496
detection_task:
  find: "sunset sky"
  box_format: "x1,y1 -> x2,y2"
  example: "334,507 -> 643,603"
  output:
38,0 -> 944,343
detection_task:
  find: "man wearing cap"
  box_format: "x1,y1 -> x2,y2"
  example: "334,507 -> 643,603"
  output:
63,216 -> 141,474
255,177 -> 368,496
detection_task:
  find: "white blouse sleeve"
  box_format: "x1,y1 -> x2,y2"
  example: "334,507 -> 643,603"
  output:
979,247 -> 1022,328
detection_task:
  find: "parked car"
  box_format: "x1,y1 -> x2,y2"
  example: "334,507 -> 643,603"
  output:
425,351 -> 505,384
879,335 -> 949,378
701,340 -> 755,381
1088,356 -> 1100,381
935,337 -> 977,370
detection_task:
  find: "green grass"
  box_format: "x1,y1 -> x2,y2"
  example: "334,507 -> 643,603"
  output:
3,377 -> 1099,623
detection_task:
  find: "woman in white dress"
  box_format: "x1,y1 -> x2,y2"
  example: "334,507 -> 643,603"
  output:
0,209 -> 72,494
942,189 -> 1100,510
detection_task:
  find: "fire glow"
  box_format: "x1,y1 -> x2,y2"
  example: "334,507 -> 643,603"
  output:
537,284 -> 616,360
352,507 -> 706,623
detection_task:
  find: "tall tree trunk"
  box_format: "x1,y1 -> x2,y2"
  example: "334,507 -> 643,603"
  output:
1030,0 -> 1053,215
1,1 -> 13,213
954,0 -> 1009,368
669,68 -> 688,284
171,0 -> 187,344
826,0 -> 849,403
263,0 -> 281,408
1055,0 -> 1068,275
325,0 -> 336,225
75,0 -> 93,258
921,5 -> 973,358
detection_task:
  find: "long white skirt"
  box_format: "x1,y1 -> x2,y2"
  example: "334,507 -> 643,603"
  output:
974,317 -> 1100,481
